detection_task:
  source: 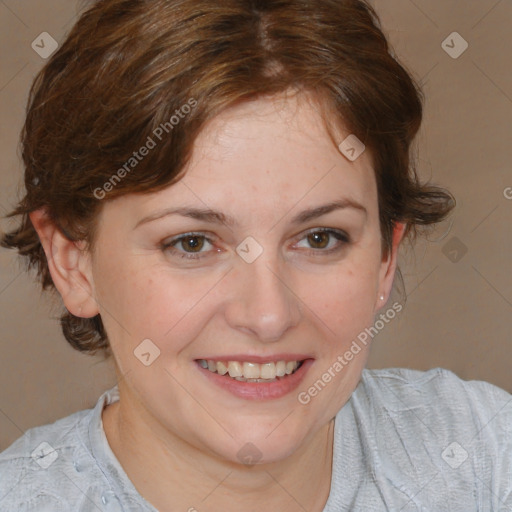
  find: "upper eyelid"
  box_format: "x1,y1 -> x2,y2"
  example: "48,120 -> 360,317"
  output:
162,232 -> 216,248
295,226 -> 348,238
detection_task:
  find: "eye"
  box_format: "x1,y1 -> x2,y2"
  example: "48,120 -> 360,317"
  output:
294,228 -> 350,254
161,232 -> 217,260
161,228 -> 350,261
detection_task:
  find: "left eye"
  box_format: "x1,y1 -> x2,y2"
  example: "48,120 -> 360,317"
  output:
294,229 -> 349,251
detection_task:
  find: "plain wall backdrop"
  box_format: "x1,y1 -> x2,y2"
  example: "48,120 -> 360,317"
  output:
0,0 -> 511,451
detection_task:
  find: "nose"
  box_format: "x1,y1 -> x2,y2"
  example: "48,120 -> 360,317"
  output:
224,255 -> 302,343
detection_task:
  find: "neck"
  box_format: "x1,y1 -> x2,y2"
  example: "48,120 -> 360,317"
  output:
102,390 -> 335,512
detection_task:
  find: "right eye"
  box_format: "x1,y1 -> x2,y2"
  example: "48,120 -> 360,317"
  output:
161,232 -> 218,260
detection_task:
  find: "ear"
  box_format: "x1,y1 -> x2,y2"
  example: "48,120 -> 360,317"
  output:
375,222 -> 407,311
29,209 -> 99,318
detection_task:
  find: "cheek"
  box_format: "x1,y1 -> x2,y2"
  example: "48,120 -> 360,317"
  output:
94,257 -> 220,353
304,257 -> 380,343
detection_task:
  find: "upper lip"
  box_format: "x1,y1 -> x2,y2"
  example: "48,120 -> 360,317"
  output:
195,354 -> 313,364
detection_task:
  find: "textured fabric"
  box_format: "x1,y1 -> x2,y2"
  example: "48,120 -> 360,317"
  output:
1,367 -> 511,511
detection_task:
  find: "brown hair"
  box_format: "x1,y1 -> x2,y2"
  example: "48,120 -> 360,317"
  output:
1,0 -> 454,356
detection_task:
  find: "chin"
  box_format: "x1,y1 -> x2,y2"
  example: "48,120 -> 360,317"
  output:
213,427 -> 306,467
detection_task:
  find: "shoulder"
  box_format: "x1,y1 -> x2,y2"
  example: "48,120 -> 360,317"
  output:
355,366 -> 512,434
356,367 -> 512,496
332,367 -> 512,508
329,368 -> 512,509
358,366 -> 512,415
0,408 -> 100,511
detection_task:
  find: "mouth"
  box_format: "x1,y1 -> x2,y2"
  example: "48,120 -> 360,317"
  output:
194,357 -> 313,400
196,358 -> 305,383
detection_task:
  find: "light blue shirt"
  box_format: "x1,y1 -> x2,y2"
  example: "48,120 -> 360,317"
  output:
1,367 -> 511,511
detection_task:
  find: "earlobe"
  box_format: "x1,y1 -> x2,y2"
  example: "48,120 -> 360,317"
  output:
376,222 -> 407,309
29,209 -> 99,318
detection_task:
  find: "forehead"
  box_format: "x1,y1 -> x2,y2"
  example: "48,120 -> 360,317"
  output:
183,94 -> 370,191
109,92 -> 378,224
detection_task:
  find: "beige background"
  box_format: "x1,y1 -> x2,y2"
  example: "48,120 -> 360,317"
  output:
0,0 -> 511,451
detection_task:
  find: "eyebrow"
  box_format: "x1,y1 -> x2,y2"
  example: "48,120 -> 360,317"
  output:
134,198 -> 367,229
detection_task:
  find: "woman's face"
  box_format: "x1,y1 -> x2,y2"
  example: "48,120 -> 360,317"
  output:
88,92 -> 398,464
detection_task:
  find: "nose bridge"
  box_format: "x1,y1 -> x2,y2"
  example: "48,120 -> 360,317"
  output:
225,250 -> 301,342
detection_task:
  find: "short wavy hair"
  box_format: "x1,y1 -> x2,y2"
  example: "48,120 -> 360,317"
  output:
1,0 -> 455,357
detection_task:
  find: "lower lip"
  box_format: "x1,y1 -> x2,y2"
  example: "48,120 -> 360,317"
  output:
195,359 -> 314,401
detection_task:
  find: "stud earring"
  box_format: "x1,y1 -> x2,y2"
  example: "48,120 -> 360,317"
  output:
380,295 -> 385,301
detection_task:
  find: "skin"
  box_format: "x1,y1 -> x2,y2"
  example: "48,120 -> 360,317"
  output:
31,91 -> 405,511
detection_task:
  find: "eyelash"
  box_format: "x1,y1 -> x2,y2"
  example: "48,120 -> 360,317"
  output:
161,228 -> 350,261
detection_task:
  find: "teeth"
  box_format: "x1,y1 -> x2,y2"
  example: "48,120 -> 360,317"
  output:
216,361 -> 228,375
260,362 -> 276,379
228,361 -> 243,378
234,376 -> 278,383
285,361 -> 296,375
198,359 -> 302,380
275,361 -> 286,377
242,362 -> 260,379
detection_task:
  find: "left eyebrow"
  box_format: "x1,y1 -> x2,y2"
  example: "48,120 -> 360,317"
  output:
134,198 -> 367,230
288,199 -> 367,224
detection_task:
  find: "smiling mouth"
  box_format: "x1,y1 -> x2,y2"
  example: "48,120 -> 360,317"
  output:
196,359 -> 305,382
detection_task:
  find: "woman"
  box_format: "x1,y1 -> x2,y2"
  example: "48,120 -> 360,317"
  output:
1,0 -> 510,510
